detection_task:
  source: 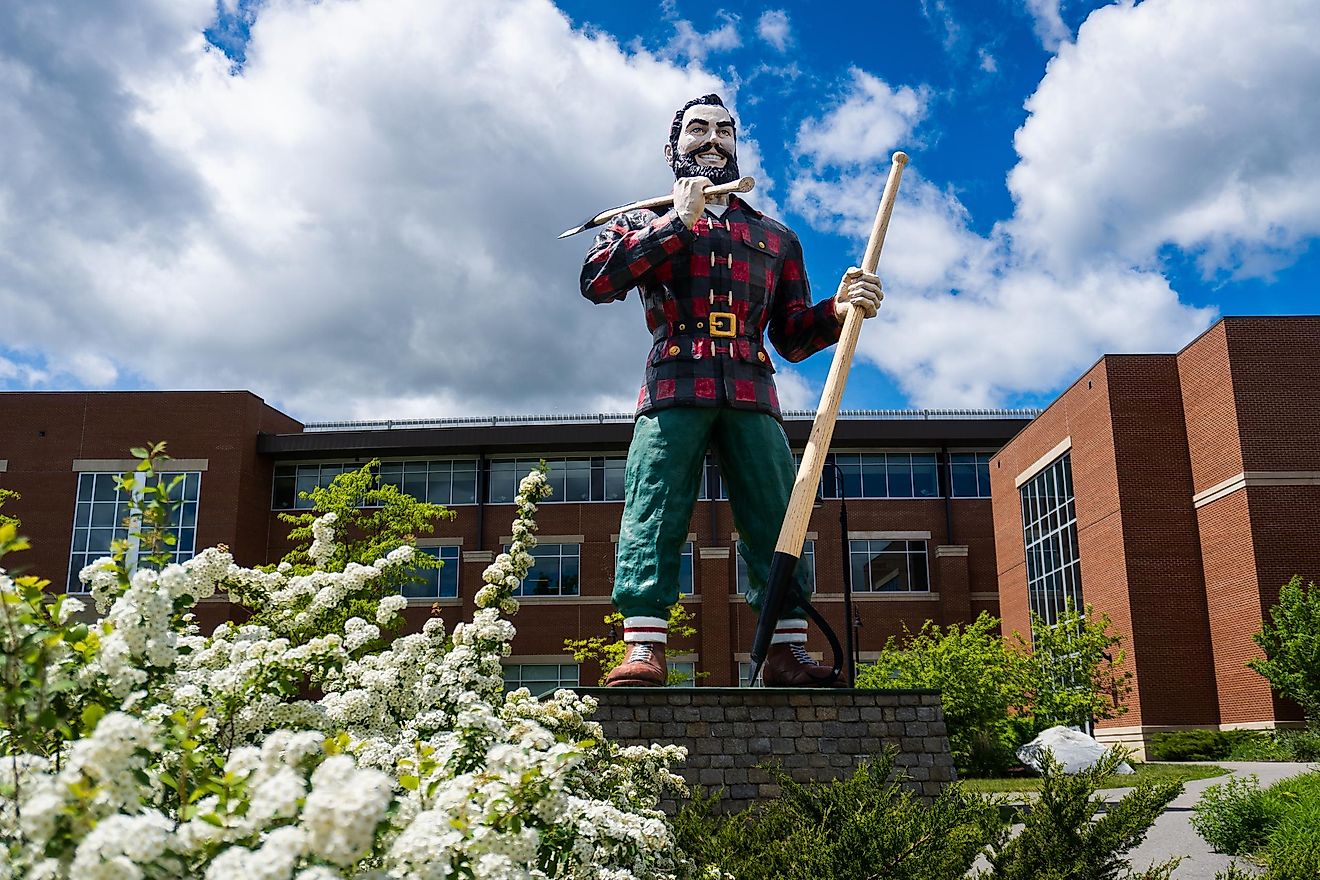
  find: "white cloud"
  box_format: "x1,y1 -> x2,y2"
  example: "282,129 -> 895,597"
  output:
793,69 -> 928,169
756,11 -> 791,52
1010,0 -> 1320,279
978,49 -> 998,73
0,0 -> 776,419
664,12 -> 742,64
1023,0 -> 1070,51
787,51 -> 1218,407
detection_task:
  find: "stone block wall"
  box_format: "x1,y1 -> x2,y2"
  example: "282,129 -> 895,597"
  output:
578,687 -> 955,812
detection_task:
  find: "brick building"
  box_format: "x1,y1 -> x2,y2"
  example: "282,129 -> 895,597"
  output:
0,391 -> 1027,689
990,316 -> 1318,756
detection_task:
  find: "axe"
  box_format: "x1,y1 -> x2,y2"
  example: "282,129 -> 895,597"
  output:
748,152 -> 909,687
557,176 -> 755,239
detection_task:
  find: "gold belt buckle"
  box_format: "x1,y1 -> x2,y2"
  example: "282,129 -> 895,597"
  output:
710,311 -> 737,338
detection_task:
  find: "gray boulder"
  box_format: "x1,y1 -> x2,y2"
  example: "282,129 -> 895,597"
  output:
1017,725 -> 1134,775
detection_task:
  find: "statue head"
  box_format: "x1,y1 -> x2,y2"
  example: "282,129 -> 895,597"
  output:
665,93 -> 740,186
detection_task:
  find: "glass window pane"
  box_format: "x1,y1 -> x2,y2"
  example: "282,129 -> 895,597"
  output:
563,460 -> 591,502
887,455 -> 914,498
93,474 -> 120,501
860,456 -> 886,497
912,459 -> 938,498
488,461 -> 515,504
951,464 -> 978,498
273,475 -> 296,510
870,550 -> 907,592
450,464 -> 477,505
604,459 -> 626,501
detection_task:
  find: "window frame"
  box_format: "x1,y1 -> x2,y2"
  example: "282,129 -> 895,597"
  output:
847,538 -> 931,593
403,545 -> 461,601
271,458 -> 480,510
502,662 -> 580,697
506,542 -> 581,598
68,470 -> 202,594
1020,452 -> 1082,629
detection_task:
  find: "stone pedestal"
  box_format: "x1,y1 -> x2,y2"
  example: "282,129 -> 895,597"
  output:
578,687 -> 955,812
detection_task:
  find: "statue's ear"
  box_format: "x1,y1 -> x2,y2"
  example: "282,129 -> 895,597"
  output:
664,142 -> 673,163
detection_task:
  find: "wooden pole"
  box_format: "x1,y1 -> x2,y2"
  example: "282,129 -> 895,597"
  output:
775,152 -> 907,558
748,151 -> 908,684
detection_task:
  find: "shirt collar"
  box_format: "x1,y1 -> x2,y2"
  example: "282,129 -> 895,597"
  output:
724,194 -> 761,219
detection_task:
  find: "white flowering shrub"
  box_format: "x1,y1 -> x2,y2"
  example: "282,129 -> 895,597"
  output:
0,450 -> 696,879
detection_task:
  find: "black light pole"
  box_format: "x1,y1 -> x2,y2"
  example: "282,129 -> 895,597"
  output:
821,459 -> 856,686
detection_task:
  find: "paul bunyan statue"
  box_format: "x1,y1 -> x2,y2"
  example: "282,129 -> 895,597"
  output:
580,93 -> 883,688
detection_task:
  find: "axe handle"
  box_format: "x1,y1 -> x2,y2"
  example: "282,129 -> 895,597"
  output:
774,152 -> 908,558
590,176 -> 755,229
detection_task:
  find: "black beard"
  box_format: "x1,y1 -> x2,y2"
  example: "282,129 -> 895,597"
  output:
670,145 -> 741,186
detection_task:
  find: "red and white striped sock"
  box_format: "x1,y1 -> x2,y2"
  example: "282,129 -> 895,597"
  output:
771,619 -> 808,645
622,616 -> 668,644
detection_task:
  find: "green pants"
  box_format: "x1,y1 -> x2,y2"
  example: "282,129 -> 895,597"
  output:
614,406 -> 811,622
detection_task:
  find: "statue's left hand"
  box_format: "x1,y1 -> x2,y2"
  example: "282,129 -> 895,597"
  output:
833,267 -> 883,320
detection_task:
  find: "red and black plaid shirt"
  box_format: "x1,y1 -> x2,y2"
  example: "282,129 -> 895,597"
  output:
580,196 -> 841,419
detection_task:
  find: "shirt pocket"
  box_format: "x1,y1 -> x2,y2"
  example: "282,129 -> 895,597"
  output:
732,225 -> 783,296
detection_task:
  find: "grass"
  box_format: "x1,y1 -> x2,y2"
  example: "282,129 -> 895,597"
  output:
959,762 -> 1229,794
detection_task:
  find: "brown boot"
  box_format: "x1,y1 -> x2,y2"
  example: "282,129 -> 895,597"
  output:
604,642 -> 667,687
763,643 -> 842,688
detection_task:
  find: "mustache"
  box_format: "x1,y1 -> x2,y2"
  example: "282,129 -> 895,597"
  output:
683,143 -> 735,163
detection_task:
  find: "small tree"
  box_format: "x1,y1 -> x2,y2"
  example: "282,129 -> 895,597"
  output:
230,460 -> 454,634
565,603 -> 705,685
1022,602 -> 1133,732
857,612 -> 1034,775
1249,576 -> 1320,728
0,487 -> 18,528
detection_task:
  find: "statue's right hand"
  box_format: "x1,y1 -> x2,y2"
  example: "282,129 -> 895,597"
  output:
673,176 -> 710,229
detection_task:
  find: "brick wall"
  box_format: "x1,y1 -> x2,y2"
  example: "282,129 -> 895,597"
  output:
582,687 -> 955,812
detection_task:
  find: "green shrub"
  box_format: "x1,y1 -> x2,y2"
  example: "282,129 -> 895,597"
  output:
1148,729 -> 1258,762
1223,728 -> 1320,762
981,749 -> 1182,880
1191,774 -> 1283,856
674,750 -> 1005,880
1250,576 -> 1320,728
856,613 -> 1032,777
1258,772 -> 1320,880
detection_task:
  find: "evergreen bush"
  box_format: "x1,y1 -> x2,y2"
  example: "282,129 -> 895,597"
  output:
1148,729 -> 1257,762
980,750 -> 1182,880
674,750 -> 1005,880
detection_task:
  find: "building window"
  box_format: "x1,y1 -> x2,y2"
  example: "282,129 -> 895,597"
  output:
848,539 -> 929,592
671,661 -> 697,687
1020,453 -> 1082,627
736,540 -> 815,595
820,453 -> 940,499
68,472 -> 201,593
503,663 -> 579,697
404,546 -> 460,600
948,452 -> 993,498
507,543 -> 580,597
272,459 -> 478,510
616,540 -> 693,596
737,661 -> 763,688
488,457 -> 627,504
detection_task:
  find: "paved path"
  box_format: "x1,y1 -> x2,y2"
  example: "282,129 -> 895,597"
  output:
1115,762 -> 1317,879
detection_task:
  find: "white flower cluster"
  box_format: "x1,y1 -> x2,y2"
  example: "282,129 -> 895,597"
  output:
2,466 -> 696,880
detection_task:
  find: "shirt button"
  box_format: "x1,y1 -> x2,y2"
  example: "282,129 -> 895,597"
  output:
757,351 -> 767,362
678,323 -> 686,331
668,345 -> 680,356
696,322 -> 704,329
758,241 -> 766,248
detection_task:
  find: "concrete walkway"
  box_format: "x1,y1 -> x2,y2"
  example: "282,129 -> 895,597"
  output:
1115,762 -> 1317,879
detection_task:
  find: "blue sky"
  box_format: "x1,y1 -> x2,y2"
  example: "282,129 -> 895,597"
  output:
0,0 -> 1316,419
